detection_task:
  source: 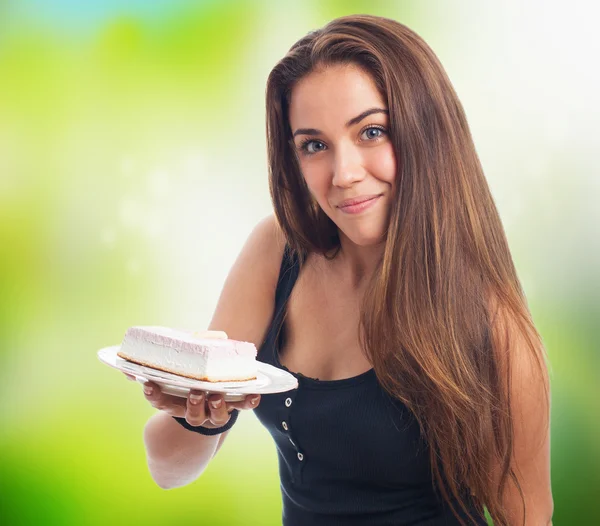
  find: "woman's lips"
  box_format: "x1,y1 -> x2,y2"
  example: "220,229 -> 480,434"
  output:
337,195 -> 381,214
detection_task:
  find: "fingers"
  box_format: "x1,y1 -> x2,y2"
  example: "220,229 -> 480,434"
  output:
123,372 -> 136,381
206,394 -> 230,427
185,390 -> 208,427
143,382 -> 186,417
227,394 -> 261,411
143,381 -> 160,401
141,384 -> 261,428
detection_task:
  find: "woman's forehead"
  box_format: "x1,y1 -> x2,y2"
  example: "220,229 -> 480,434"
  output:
289,65 -> 386,128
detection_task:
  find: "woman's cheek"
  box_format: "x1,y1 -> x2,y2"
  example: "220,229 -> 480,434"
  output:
373,144 -> 397,184
303,167 -> 329,197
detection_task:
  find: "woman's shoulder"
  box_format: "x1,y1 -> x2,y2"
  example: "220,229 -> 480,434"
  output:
245,213 -> 288,285
207,213 -> 287,347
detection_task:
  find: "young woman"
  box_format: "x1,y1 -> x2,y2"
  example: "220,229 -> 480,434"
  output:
135,15 -> 553,526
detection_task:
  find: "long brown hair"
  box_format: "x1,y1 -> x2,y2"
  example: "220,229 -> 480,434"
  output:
266,14 -> 549,526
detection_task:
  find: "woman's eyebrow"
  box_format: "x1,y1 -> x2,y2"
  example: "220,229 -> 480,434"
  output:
346,107 -> 389,127
292,107 -> 389,138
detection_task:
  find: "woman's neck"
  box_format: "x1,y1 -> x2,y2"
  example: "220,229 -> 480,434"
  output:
334,232 -> 385,290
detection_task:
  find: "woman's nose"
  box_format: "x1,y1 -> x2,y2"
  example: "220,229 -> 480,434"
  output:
331,145 -> 366,188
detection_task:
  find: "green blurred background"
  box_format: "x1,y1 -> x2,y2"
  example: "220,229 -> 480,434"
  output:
0,0 -> 598,524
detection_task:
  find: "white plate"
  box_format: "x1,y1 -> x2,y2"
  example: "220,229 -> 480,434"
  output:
98,345 -> 298,401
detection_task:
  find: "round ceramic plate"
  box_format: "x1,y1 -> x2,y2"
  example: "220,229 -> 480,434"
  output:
98,345 -> 298,401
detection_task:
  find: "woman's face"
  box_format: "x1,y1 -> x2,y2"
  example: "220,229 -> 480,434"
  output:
289,63 -> 397,247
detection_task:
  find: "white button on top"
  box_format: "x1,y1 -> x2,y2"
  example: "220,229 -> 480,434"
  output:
282,421 -> 288,431
297,452 -> 304,461
285,397 -> 292,407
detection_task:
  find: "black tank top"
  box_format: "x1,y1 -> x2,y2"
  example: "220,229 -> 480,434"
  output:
253,244 -> 488,525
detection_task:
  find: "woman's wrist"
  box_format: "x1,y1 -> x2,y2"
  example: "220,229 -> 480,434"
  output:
173,409 -> 239,435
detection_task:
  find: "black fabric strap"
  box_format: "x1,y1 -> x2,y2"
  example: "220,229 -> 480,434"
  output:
173,409 -> 239,436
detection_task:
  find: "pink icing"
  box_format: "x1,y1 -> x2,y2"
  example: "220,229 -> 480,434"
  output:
124,326 -> 257,358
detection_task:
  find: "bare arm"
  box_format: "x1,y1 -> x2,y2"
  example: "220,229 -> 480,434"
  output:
142,214 -> 286,488
143,411 -> 222,489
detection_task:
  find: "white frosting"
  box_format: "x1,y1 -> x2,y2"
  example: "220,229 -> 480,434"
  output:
119,326 -> 257,381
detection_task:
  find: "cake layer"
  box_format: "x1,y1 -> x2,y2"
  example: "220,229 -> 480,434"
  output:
117,326 -> 257,382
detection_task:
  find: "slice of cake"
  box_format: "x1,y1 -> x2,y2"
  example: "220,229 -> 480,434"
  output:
117,326 -> 257,382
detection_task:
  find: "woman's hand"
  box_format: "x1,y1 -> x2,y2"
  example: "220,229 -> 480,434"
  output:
123,373 -> 260,428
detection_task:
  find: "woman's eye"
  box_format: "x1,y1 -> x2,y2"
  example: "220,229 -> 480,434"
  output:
360,127 -> 386,141
298,127 -> 386,155
301,140 -> 326,154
